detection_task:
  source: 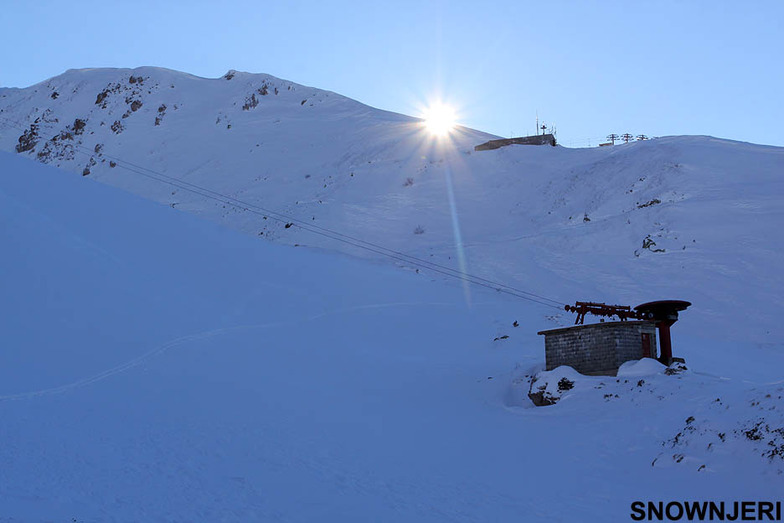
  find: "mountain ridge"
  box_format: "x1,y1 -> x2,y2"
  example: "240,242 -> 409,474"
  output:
1,67 -> 782,363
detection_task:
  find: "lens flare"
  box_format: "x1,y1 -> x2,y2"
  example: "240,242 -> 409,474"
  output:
444,165 -> 471,305
422,103 -> 457,137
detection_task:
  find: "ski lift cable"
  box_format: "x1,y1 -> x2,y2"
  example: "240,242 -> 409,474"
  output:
1,114 -> 565,308
91,154 -> 564,310
89,148 -> 565,307
0,115 -> 566,309
31,123 -> 564,307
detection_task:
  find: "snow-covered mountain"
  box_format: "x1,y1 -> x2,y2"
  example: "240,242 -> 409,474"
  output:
2,151 -> 783,522
1,67 -> 782,371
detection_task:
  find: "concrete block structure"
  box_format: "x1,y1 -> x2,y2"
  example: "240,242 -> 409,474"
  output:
537,321 -> 657,376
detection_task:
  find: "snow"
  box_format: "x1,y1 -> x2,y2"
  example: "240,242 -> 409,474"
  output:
617,358 -> 667,377
1,68 -> 783,520
2,152 -> 783,522
1,69 -> 782,367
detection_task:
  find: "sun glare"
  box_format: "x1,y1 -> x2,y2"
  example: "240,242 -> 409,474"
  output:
422,103 -> 457,137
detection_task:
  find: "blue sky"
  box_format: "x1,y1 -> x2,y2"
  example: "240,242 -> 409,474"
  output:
3,1 -> 782,146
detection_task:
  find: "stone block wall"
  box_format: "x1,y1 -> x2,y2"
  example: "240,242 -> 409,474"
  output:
538,321 -> 657,376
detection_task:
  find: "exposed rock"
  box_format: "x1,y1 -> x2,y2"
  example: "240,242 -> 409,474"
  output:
527,368 -> 582,407
637,198 -> 661,209
242,93 -> 259,111
95,90 -> 109,105
664,362 -> 688,375
642,235 -> 666,253
82,156 -> 96,176
15,124 -> 39,153
557,378 -> 575,392
37,140 -> 75,163
528,390 -> 558,407
73,118 -> 86,135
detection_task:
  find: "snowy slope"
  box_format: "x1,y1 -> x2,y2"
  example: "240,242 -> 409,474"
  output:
1,67 -> 783,372
2,149 -> 784,521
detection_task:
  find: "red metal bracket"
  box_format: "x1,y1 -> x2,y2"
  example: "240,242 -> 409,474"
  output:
564,301 -> 643,325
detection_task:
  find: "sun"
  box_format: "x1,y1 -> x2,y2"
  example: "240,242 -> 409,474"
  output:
422,103 -> 457,137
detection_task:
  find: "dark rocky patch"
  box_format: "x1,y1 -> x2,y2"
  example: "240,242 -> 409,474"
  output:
242,93 -> 259,111
557,378 -> 575,392
73,119 -> 86,135
637,198 -> 661,209
15,124 -> 39,153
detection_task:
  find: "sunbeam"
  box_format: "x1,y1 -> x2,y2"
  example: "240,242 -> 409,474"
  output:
444,164 -> 472,306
